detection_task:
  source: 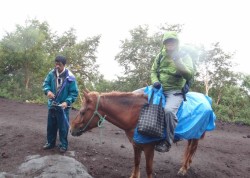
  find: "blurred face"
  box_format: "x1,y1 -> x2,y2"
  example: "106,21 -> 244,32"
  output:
55,61 -> 65,73
164,38 -> 178,53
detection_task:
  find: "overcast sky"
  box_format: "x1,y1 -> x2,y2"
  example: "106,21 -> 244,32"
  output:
1,0 -> 249,79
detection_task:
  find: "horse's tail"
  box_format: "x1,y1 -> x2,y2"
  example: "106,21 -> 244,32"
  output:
185,132 -> 205,161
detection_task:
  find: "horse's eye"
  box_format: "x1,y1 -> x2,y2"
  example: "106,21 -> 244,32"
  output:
80,110 -> 85,115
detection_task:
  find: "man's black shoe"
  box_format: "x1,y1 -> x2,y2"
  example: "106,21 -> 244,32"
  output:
59,147 -> 67,153
43,143 -> 55,150
173,137 -> 183,143
155,141 -> 171,152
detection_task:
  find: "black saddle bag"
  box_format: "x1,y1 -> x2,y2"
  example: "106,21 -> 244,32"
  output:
137,93 -> 165,138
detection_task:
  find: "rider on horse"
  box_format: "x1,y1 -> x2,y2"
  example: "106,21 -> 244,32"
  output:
134,31 -> 195,152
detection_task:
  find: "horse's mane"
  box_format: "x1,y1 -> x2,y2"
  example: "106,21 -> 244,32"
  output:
84,91 -> 147,110
88,91 -> 146,99
84,91 -> 147,107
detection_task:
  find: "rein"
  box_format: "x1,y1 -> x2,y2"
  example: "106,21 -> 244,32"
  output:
78,95 -> 106,134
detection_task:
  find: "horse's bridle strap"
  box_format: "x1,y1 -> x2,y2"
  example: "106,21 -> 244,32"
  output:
79,95 -> 106,133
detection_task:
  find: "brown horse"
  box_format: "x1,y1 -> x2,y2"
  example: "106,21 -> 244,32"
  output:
70,90 -> 204,178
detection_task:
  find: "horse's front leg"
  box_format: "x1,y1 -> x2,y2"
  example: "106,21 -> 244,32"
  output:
130,144 -> 142,178
143,144 -> 155,178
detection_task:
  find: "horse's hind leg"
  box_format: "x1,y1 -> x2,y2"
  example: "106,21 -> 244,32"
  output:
186,139 -> 198,169
178,140 -> 192,175
143,144 -> 155,178
130,144 -> 142,178
185,133 -> 205,170
178,139 -> 199,175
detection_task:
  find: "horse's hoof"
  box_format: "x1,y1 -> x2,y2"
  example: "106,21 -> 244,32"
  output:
129,175 -> 139,178
129,173 -> 140,178
177,168 -> 187,176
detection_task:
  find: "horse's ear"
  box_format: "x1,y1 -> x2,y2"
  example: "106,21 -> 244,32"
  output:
85,88 -> 90,93
83,90 -> 90,102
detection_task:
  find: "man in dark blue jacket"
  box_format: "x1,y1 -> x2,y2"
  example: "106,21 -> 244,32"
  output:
42,55 -> 78,153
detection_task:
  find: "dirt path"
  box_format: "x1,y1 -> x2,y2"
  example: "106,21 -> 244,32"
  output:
0,98 -> 250,178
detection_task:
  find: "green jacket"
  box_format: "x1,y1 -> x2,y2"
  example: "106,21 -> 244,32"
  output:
43,68 -> 79,108
151,31 -> 194,91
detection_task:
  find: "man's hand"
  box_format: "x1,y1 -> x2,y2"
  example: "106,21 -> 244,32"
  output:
171,51 -> 180,61
47,91 -> 55,99
60,102 -> 68,109
153,82 -> 161,89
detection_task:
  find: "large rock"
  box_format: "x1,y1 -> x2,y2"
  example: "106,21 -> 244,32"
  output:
17,154 -> 92,178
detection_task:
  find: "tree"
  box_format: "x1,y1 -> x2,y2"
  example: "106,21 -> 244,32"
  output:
196,43 -> 237,104
241,74 -> 250,93
215,85 -> 250,124
0,19 -> 101,101
51,28 -> 101,84
0,19 -> 50,90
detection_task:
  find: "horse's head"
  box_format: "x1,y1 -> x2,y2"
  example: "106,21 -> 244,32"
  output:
70,90 -> 101,136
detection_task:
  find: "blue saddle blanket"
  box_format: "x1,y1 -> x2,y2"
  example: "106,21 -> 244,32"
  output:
133,87 -> 216,144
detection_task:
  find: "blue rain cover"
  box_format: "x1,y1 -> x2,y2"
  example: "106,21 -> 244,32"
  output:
133,86 -> 216,144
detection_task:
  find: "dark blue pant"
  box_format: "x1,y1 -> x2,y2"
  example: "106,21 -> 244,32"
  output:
46,107 -> 69,149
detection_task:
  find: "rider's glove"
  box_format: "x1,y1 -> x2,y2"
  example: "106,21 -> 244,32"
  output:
153,82 -> 161,89
171,52 -> 179,61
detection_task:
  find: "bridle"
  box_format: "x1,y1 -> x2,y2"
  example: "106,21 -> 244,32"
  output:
78,95 -> 106,134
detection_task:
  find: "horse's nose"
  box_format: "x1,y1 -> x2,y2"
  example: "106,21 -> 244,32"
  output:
70,128 -> 78,136
69,127 -> 74,135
